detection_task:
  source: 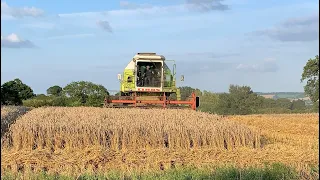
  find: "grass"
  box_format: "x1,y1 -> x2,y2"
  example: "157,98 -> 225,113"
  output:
2,163 -> 302,180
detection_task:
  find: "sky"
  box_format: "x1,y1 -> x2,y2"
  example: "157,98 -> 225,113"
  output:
1,0 -> 319,94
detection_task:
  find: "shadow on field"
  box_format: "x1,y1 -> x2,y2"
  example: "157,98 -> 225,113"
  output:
1,106 -> 32,138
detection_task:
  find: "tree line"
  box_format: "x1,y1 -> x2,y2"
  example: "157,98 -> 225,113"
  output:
1,55 -> 318,115
1,80 -> 109,108
180,85 -> 318,115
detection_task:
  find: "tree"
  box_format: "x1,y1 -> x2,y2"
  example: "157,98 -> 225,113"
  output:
229,85 -> 260,114
1,78 -> 35,105
47,85 -> 63,96
62,81 -> 109,107
197,90 -> 219,113
179,86 -> 201,100
215,93 -> 233,115
290,99 -> 306,111
275,98 -> 292,109
0,86 -> 2,104
215,85 -> 260,115
1,84 -> 22,105
179,86 -> 195,100
301,55 -> 319,103
35,94 -> 47,98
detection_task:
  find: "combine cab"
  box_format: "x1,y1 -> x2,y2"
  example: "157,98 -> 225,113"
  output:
104,53 -> 200,110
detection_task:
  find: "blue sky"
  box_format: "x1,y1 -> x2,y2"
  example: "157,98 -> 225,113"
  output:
1,0 -> 319,94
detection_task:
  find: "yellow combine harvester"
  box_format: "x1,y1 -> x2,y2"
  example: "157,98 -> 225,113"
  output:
104,53 -> 200,110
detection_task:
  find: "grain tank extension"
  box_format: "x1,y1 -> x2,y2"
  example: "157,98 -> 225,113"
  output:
104,53 -> 200,110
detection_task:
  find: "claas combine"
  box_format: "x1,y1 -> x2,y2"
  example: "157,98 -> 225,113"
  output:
104,53 -> 200,110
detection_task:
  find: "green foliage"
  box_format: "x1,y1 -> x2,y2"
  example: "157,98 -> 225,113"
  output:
261,98 -> 277,108
63,81 -> 109,107
85,94 -> 104,107
23,98 -> 53,108
178,85 -> 311,115
23,95 -> 69,108
47,85 -> 63,96
51,96 -> 68,106
301,55 -> 319,103
36,94 -> 47,98
1,79 -> 35,105
180,85 -> 318,115
257,108 -> 292,114
1,84 -> 22,105
214,85 -> 261,115
311,101 -> 319,112
179,86 -> 201,100
290,100 -> 306,110
262,163 -> 299,180
274,98 -> 292,109
23,82 -> 109,108
197,91 -> 219,113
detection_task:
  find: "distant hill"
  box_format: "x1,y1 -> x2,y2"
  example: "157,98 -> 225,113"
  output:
255,92 -> 306,99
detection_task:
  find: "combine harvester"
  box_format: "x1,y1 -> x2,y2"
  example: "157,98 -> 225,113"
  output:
104,53 -> 200,110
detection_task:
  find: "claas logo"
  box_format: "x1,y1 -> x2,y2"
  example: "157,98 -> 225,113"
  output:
137,88 -> 161,92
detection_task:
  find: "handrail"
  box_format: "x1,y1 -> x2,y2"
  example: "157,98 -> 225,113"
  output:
165,60 -> 176,76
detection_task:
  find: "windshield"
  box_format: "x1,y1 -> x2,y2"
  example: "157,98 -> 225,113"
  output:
136,61 -> 162,87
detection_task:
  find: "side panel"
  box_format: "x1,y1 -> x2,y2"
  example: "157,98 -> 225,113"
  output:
120,69 -> 136,92
163,63 -> 172,87
162,62 -> 176,91
176,88 -> 181,101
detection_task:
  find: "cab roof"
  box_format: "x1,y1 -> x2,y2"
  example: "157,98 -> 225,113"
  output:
133,53 -> 165,61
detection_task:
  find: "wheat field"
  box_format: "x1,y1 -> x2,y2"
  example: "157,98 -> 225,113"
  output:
229,113 -> 319,149
0,107 -> 318,178
228,113 -> 319,178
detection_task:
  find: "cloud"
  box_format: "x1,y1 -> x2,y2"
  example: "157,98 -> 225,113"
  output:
57,6 -> 174,19
22,22 -> 56,29
45,33 -> 95,40
282,14 -> 319,27
181,52 -> 240,58
96,20 -> 113,33
58,11 -> 107,18
179,60 -> 234,74
1,33 -> 36,48
251,14 -> 319,42
185,0 -> 229,12
161,51 -> 241,75
120,1 -> 153,9
236,58 -> 278,72
58,0 -> 230,19
1,1 -> 44,19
